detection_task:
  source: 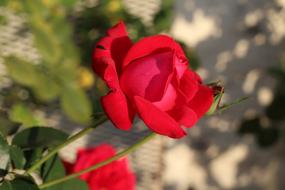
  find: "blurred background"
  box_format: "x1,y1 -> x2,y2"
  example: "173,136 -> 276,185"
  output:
0,0 -> 285,189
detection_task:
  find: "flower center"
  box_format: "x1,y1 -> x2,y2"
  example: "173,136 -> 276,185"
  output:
120,51 -> 174,102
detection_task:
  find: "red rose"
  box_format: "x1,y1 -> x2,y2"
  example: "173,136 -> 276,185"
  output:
64,144 -> 136,190
92,21 -> 213,138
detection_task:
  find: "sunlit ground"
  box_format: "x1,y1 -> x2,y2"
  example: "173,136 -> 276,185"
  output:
165,0 -> 285,189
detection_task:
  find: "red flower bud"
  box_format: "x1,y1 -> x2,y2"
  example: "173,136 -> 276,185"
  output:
92,21 -> 213,138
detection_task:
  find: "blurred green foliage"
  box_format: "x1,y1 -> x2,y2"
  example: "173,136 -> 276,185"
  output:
0,110 -> 20,137
0,15 -> 7,25
0,133 -> 10,171
9,103 -> 44,127
1,0 -> 91,125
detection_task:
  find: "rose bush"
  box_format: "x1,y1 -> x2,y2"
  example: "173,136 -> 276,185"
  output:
93,21 -> 213,138
64,144 -> 136,190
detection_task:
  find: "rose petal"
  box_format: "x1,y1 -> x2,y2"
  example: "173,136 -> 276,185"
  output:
106,21 -> 128,36
105,159 -> 135,186
123,35 -> 186,69
101,90 -> 135,130
167,106 -> 197,128
73,145 -> 116,180
153,83 -> 177,111
62,161 -> 74,174
80,146 -> 116,183
93,55 -> 120,89
188,85 -> 214,118
77,145 -> 135,189
174,53 -> 188,80
134,96 -> 186,138
179,70 -> 199,102
120,51 -> 174,102
192,71 -> 202,83
93,21 -> 132,88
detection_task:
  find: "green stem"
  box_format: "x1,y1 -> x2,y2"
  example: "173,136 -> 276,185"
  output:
26,115 -> 108,175
39,133 -> 156,189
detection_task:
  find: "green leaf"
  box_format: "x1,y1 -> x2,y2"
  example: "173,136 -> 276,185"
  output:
20,1 -> 62,65
41,155 -> 65,190
53,63 -> 77,85
0,181 -> 13,190
12,127 -> 68,149
0,134 -> 10,171
61,84 -> 92,124
0,110 -> 20,137
20,0 -> 79,66
23,148 -> 43,169
40,155 -> 89,190
3,57 -> 60,102
10,178 -> 39,190
207,93 -> 223,115
62,179 -> 89,190
41,0 -> 78,8
31,26 -> 61,65
28,63 -> 61,101
0,15 -> 7,25
3,56 -> 38,87
60,0 -> 78,7
40,0 -> 77,8
31,67 -> 60,102
0,0 -> 8,6
41,155 -> 65,182
9,145 -> 26,169
9,103 -> 43,127
41,179 -> 89,190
